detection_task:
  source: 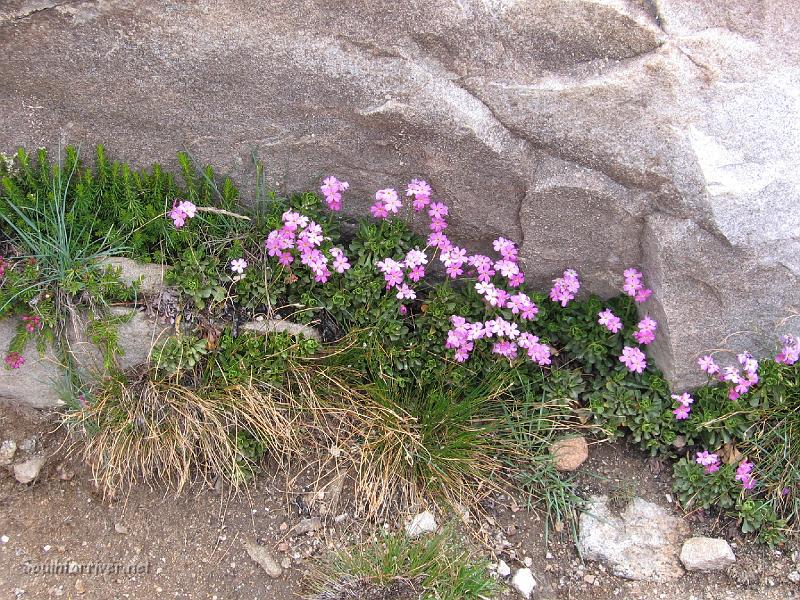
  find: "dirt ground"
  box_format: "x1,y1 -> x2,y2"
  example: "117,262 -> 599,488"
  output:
1,400 -> 800,600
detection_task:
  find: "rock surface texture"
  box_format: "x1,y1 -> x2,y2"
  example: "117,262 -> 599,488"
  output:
1,0 -> 798,387
578,495 -> 689,581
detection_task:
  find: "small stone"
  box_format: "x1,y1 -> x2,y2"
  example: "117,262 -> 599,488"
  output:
511,568 -> 537,599
280,557 -> 291,569
18,437 -> 37,453
405,511 -> 437,538
679,537 -> 736,571
0,440 -> 17,466
584,574 -> 597,584
497,560 -> 511,577
550,436 -> 589,471
74,579 -> 86,594
292,517 -> 322,536
242,540 -> 283,578
57,464 -> 75,481
114,523 -> 128,535
787,571 -> 800,583
523,556 -> 533,568
1,535 -> 9,543
277,541 -> 289,552
13,456 -> 45,484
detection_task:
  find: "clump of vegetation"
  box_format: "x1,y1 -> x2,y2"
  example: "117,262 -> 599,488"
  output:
307,530 -> 496,600
2,145 -> 798,545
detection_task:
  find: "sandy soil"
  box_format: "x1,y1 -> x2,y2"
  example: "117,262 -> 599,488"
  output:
1,400 -> 799,600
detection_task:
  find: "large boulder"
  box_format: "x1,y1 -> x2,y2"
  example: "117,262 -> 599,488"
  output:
1,0 -> 798,388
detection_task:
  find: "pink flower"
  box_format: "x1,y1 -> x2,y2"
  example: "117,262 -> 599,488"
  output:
446,264 -> 463,278
321,176 -> 349,211
4,352 -> 24,369
492,340 -> 518,359
265,228 -> 295,256
406,179 -> 432,198
673,404 -> 691,420
300,222 -> 324,246
518,333 -> 551,366
281,210 -> 309,231
633,329 -> 656,345
549,269 -> 580,307
508,293 -> 538,320
776,334 -> 800,365
671,392 -> 694,420
22,315 -> 42,333
508,271 -> 525,288
427,231 -> 451,250
412,195 -> 431,212
494,259 -> 520,279
230,259 -> 247,274
735,460 -> 756,490
408,266 -> 425,282
168,199 -> 196,229
619,346 -> 647,373
695,450 -> 721,474
376,188 -> 401,214
399,305 -> 408,315
737,352 -> 759,376
622,267 -> 651,302
0,256 -> 7,277
428,202 -> 449,219
493,237 -> 518,262
429,217 -> 448,232
633,316 -> 657,345
598,309 -> 623,333
330,248 -> 351,273
404,249 -> 428,269
278,252 -> 294,266
698,355 -> 720,375
370,202 -> 388,219
396,284 -> 417,301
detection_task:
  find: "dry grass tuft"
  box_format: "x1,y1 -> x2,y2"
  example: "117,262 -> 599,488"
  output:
74,368 -> 301,496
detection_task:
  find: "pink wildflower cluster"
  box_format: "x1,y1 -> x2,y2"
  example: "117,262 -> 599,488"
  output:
776,334 -> 800,365
22,315 -> 41,333
633,316 -> 657,345
598,309 -> 622,333
376,248 -> 429,304
619,346 -> 647,373
697,352 -> 759,400
549,269 -> 580,307
406,179 -> 432,212
445,315 -> 551,365
368,179 -> 555,366
370,188 -> 402,219
168,200 -> 197,229
595,268 -> 658,374
265,210 -> 351,284
695,450 -> 721,474
4,352 -> 24,369
320,176 -> 349,211
671,392 -> 695,420
622,268 -> 652,303
735,459 -> 757,490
